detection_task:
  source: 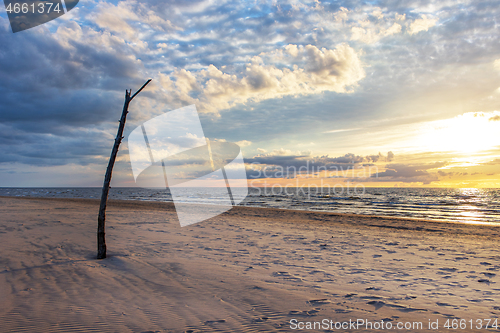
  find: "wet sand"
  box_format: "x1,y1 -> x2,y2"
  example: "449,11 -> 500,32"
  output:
1,196 -> 499,332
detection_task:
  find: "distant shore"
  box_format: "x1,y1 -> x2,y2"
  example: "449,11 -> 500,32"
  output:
1,196 -> 499,332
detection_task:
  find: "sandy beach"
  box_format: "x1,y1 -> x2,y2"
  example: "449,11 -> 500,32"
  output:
1,196 -> 499,332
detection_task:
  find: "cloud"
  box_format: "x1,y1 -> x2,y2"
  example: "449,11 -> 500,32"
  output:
340,7 -> 407,44
335,7 -> 440,44
155,43 -> 366,114
0,123 -> 113,166
489,115 -> 500,121
370,161 -> 447,184
436,170 -> 469,177
351,23 -> 402,44
0,19 -> 149,126
246,150 -> 395,178
235,140 -> 252,147
0,16 -> 155,169
387,151 -> 395,161
494,59 -> 500,70
438,170 -> 453,177
485,158 -> 500,165
92,2 -> 139,39
407,14 -> 438,35
323,127 -> 361,134
91,0 -> 180,39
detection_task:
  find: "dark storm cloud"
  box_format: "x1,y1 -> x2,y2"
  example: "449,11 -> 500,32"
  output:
0,124 -> 113,166
245,152 -> 395,178
369,161 -> 447,184
0,22 -> 143,129
0,17 -> 150,166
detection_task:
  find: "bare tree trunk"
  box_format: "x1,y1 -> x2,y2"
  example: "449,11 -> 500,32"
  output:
97,79 -> 152,259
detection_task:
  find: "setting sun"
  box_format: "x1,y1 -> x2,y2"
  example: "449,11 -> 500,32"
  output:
412,112 -> 500,155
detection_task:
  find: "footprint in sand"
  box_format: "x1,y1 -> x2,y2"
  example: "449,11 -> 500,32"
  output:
367,300 -> 385,310
204,319 -> 226,325
307,299 -> 330,305
436,302 -> 454,307
252,317 -> 269,323
288,309 -> 320,317
272,271 -> 302,282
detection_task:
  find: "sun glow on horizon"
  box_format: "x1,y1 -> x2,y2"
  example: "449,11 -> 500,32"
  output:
411,111 -> 500,155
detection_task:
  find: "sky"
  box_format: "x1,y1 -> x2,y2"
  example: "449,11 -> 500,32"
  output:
0,0 -> 499,188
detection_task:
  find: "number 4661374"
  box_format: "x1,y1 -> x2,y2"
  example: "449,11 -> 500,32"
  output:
444,318 -> 498,330
5,2 -> 62,14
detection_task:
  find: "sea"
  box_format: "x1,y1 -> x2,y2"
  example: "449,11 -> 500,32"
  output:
1,187 -> 499,225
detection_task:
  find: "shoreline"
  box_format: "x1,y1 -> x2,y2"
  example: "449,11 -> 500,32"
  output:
1,187 -> 498,227
2,195 -> 499,237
